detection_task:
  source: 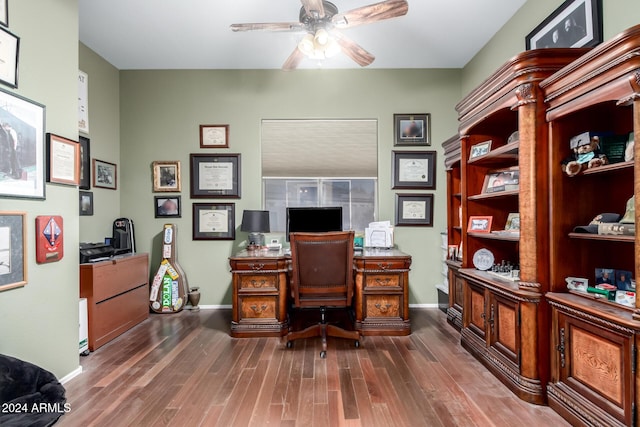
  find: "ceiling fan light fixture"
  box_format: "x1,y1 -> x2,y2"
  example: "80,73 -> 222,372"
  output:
298,33 -> 316,56
314,28 -> 330,46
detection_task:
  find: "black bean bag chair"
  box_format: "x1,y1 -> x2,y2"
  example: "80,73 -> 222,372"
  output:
0,354 -> 67,427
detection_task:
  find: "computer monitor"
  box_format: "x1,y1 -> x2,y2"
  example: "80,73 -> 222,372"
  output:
286,206 -> 343,241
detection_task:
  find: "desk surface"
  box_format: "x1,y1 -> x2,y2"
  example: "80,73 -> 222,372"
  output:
230,247 -> 410,260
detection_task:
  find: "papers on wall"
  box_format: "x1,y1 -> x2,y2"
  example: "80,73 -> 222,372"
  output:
364,221 -> 394,248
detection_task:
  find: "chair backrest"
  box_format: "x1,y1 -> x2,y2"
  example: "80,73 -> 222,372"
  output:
289,231 -> 355,308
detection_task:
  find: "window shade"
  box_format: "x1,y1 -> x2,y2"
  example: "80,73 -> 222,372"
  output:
261,119 -> 378,177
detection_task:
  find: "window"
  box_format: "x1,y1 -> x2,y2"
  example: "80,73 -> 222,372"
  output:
262,119 -> 378,232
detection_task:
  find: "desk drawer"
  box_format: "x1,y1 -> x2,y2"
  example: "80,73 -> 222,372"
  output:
239,274 -> 278,290
364,295 -> 402,318
232,260 -> 281,272
365,273 -> 401,289
239,295 -> 278,320
361,258 -> 409,271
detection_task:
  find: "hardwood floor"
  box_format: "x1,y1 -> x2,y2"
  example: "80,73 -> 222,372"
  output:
59,309 -> 569,427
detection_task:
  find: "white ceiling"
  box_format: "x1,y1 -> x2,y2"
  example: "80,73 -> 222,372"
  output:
78,0 -> 527,70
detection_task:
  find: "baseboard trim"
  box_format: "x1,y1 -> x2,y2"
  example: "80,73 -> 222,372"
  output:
60,365 -> 83,384
409,303 -> 439,309
193,304 -> 438,310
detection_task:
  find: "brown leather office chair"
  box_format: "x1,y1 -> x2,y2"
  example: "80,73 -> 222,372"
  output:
286,231 -> 361,358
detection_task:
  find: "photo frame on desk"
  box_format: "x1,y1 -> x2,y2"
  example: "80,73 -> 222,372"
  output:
395,193 -> 434,227
0,211 -> 27,291
392,150 -> 436,190
525,0 -> 602,49
190,153 -> 241,198
192,203 -> 235,240
46,133 -> 80,186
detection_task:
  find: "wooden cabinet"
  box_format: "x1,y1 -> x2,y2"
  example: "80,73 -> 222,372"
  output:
540,24 -> 640,425
455,48 -> 587,404
354,249 -> 411,336
229,251 -> 289,338
79,253 -> 149,351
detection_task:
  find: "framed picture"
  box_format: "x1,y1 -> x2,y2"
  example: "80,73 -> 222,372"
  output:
395,193 -> 434,227
0,211 -> 27,291
152,160 -> 181,192
190,153 -> 241,198
0,88 -> 45,199
595,268 -> 615,286
79,191 -> 93,216
0,26 -> 18,88
392,150 -> 436,190
192,203 -> 235,240
0,0 -> 8,27
93,159 -> 117,190
78,136 -> 90,190
200,124 -> 229,148
504,213 -> 520,231
78,71 -> 89,134
469,140 -> 492,160
566,276 -> 589,292
394,114 -> 430,146
467,215 -> 493,233
155,196 -> 181,218
525,0 -> 602,49
46,133 -> 80,186
482,168 -> 519,193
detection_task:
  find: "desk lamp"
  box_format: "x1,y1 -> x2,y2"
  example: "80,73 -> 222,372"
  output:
240,210 -> 270,250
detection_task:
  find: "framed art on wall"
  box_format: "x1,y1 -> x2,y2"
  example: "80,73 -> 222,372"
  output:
93,159 -> 117,190
526,0 -> 602,49
46,133 -> 80,186
395,193 -> 434,227
0,211 -> 27,291
0,26 -> 19,88
0,88 -> 45,199
200,124 -> 229,148
190,153 -> 241,198
394,114 -> 430,146
192,203 -> 235,240
78,136 -> 91,190
152,160 -> 181,192
78,70 -> 89,134
392,150 -> 436,190
79,191 -> 93,216
0,0 -> 8,27
155,196 -> 181,218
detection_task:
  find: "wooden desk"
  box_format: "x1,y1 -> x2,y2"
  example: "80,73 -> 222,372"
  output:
229,248 -> 412,338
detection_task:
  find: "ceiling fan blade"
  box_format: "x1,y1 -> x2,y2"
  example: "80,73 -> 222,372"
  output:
230,22 -> 305,32
332,31 -> 375,67
282,47 -> 305,71
301,0 -> 325,19
332,0 -> 409,29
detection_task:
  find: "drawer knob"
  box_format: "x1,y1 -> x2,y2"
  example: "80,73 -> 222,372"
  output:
250,304 -> 268,314
375,303 -> 392,313
249,263 -> 265,271
377,262 -> 392,270
375,278 -> 391,286
250,279 -> 268,288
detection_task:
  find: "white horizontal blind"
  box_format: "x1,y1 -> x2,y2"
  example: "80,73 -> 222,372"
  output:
261,119 -> 378,177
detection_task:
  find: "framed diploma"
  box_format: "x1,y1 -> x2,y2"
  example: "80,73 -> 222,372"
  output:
392,150 -> 436,190
0,26 -> 18,88
395,193 -> 434,226
46,133 -> 80,186
190,153 -> 241,198
199,124 -> 229,148
192,203 -> 235,240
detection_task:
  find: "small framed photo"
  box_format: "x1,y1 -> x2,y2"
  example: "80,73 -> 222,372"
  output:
469,140 -> 492,160
595,268 -> 615,286
190,153 -> 241,198
504,213 -> 520,231
394,114 -> 430,146
0,211 -> 27,291
525,0 -> 602,49
79,191 -> 93,216
392,150 -> 436,190
467,216 -> 493,233
395,193 -> 434,227
155,196 -> 181,218
200,124 -> 229,148
0,0 -> 8,27
447,245 -> 458,260
93,159 -> 117,190
152,160 -> 181,192
78,136 -> 91,190
482,168 -> 519,194
0,26 -> 19,88
193,203 -> 235,240
46,133 -> 80,186
615,269 -> 634,291
566,276 -> 589,292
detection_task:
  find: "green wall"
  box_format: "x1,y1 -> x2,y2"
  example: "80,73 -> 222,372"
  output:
118,69 -> 461,307
0,0 -> 80,379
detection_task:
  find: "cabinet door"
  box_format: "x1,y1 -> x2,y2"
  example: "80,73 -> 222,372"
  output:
465,280 -> 487,341
487,292 -> 520,366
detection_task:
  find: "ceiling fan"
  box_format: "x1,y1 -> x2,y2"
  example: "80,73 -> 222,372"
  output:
230,0 -> 409,70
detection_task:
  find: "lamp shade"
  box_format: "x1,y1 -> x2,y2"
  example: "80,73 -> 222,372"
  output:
240,210 -> 270,233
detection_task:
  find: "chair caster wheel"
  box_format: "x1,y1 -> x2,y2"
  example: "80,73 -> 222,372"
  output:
354,340 -> 360,348
320,351 -> 326,359
286,341 -> 293,348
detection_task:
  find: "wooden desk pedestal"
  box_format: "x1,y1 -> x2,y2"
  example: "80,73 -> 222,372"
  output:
80,253 -> 149,351
229,248 -> 412,338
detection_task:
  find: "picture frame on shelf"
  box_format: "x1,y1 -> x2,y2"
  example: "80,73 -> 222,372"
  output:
190,153 -> 241,198
393,113 -> 430,146
79,191 -> 93,216
78,136 -> 91,190
192,203 -> 235,240
595,267 -> 615,286
467,215 -> 493,233
504,213 -> 520,231
200,124 -> 229,148
469,140 -> 492,160
0,26 -> 19,88
392,150 -> 436,190
525,0 -> 602,49
0,211 -> 27,291
92,159 -> 117,190
395,193 -> 434,227
46,133 -> 80,186
155,196 -> 181,218
0,88 -> 45,199
482,167 -> 519,194
152,160 -> 181,192
565,276 -> 589,292
0,0 -> 8,27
